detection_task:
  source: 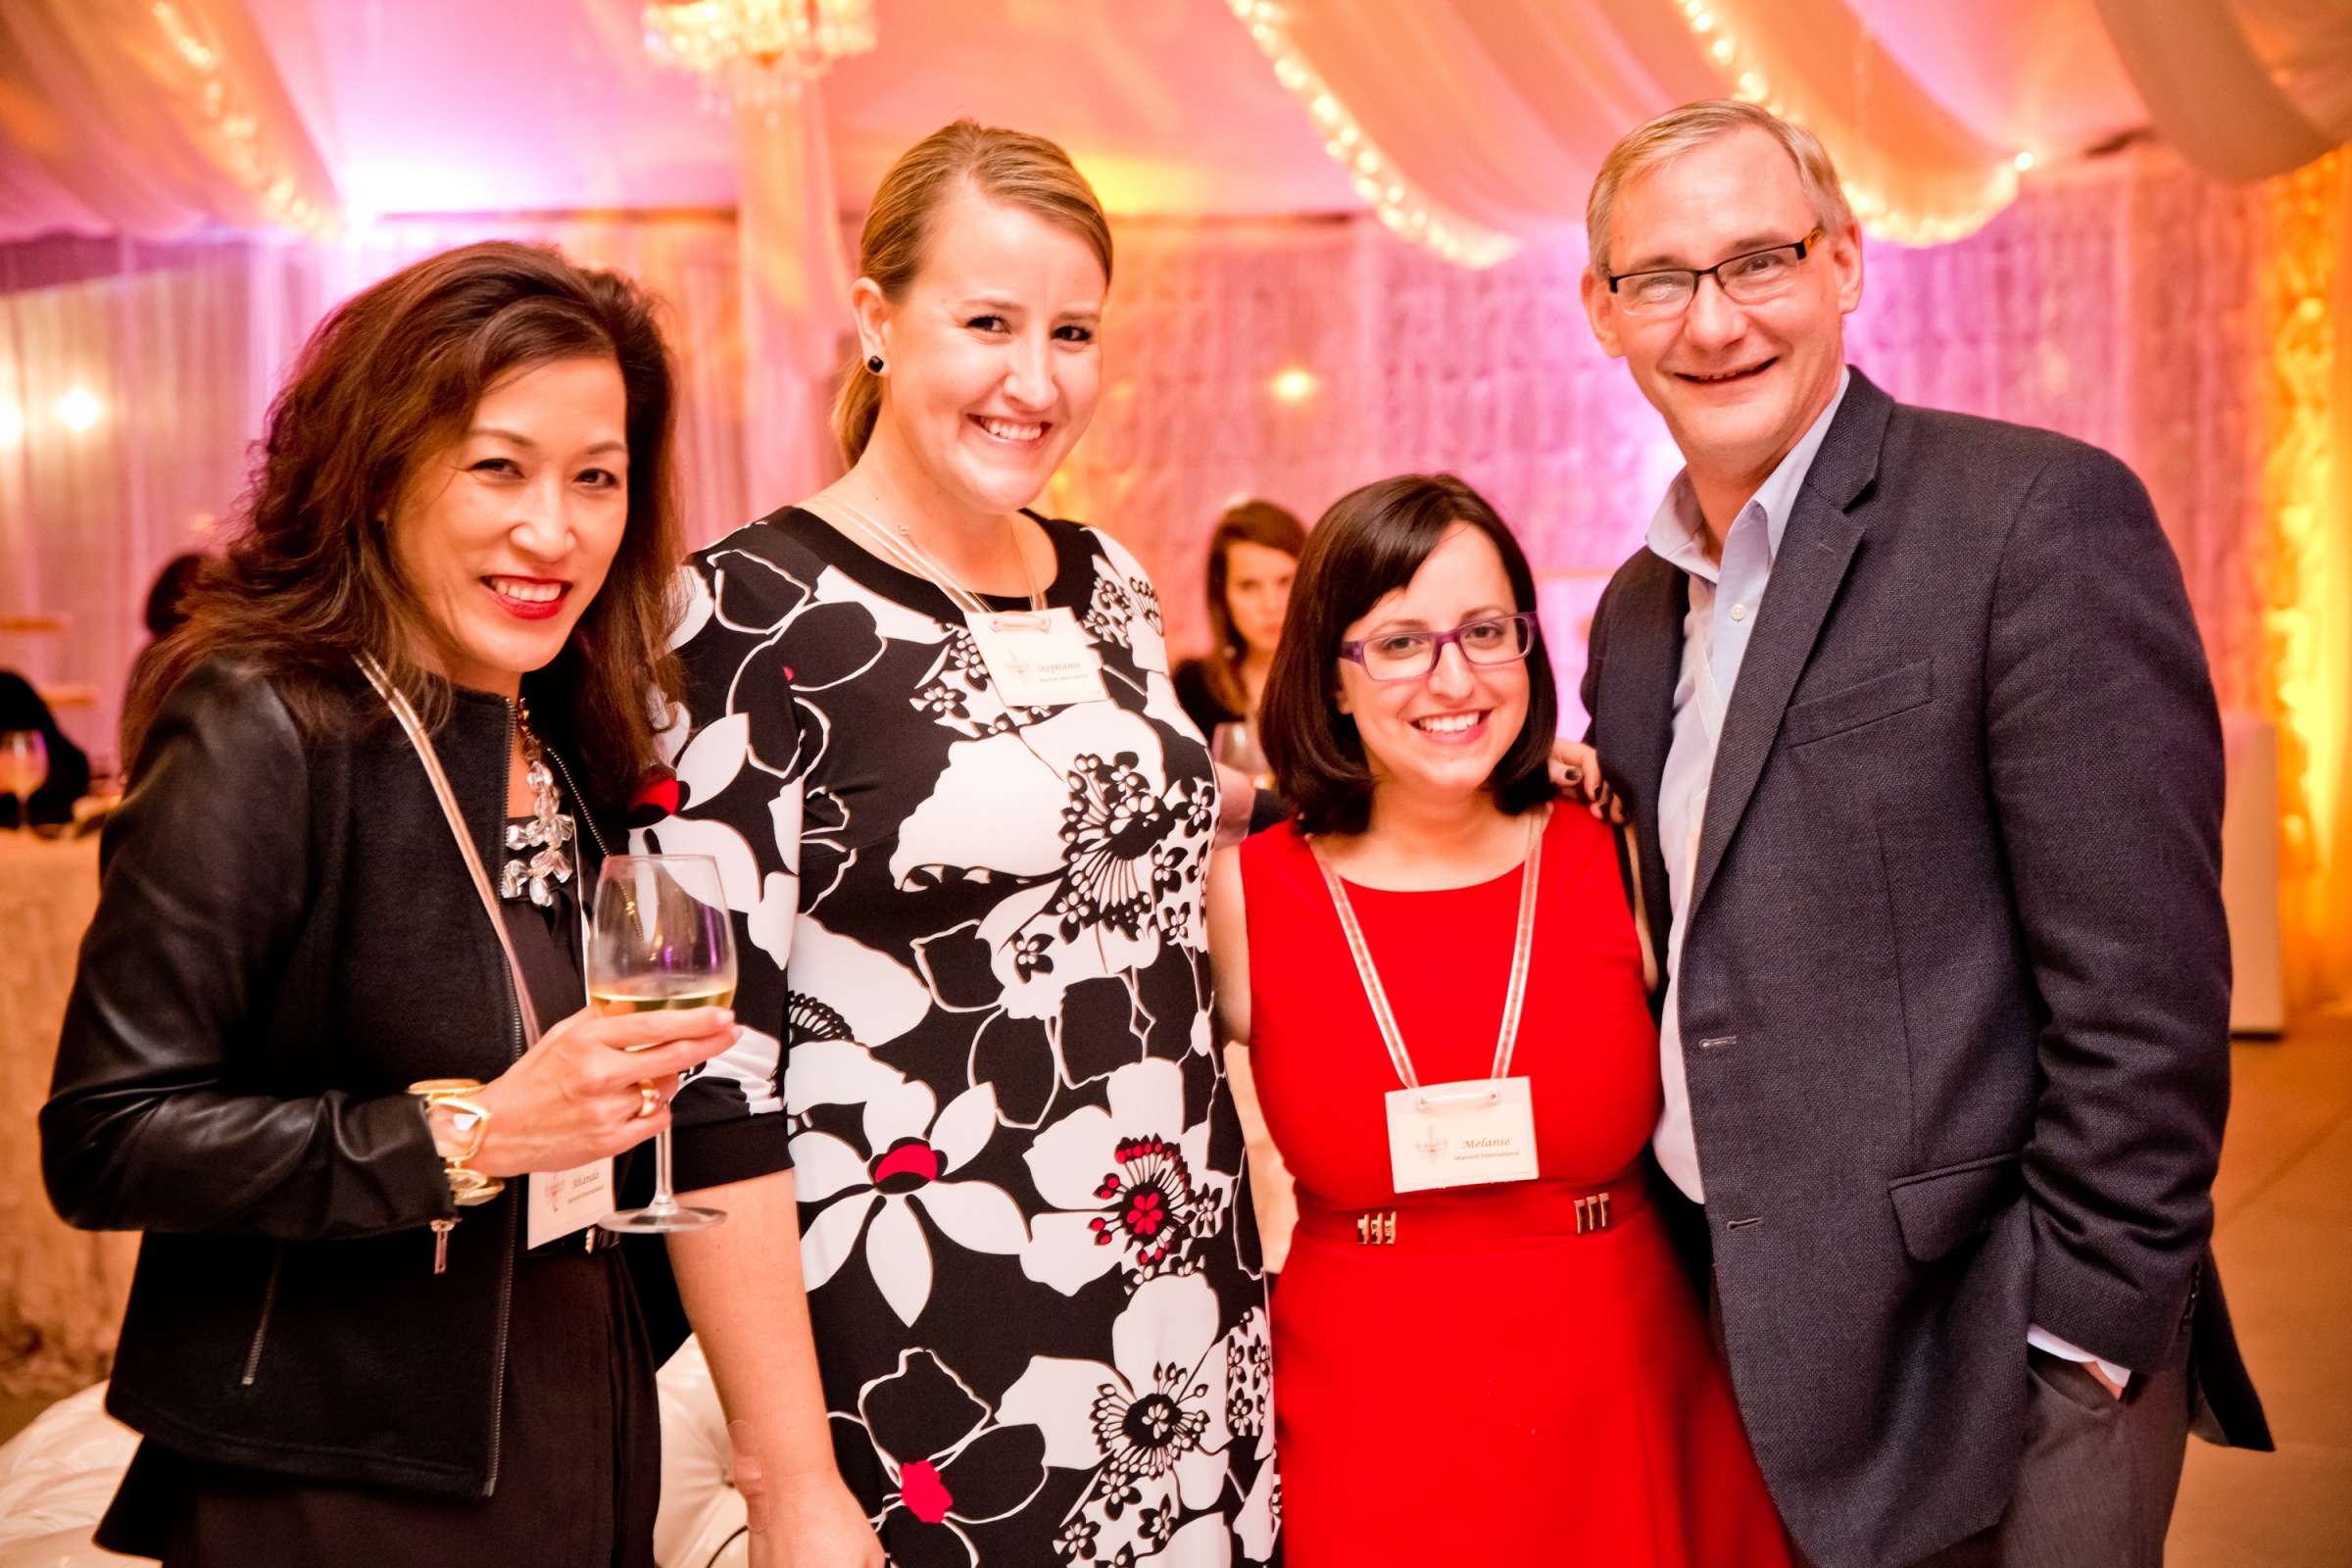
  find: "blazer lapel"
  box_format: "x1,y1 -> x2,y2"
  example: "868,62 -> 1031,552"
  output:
1598,554 -> 1685,805
1686,370 -> 1892,924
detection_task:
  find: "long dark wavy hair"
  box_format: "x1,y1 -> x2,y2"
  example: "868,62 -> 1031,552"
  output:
122,241 -> 685,809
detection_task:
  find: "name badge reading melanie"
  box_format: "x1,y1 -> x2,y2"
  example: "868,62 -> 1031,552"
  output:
525,1157 -> 613,1250
966,608 -> 1107,709
1385,1077 -> 1541,1194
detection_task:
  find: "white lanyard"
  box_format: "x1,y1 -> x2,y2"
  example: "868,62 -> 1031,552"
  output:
357,654 -> 543,1045
1310,808 -> 1546,1094
357,654 -> 614,1247
824,495 -> 1045,619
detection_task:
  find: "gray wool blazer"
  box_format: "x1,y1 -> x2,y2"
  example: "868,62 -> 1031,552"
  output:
1581,368 -> 2270,1568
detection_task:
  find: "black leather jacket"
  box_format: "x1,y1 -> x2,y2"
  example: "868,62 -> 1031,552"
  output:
43,657 -> 616,1498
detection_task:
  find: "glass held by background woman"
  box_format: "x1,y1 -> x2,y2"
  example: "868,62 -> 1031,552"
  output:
645,121 -> 1279,1568
41,240 -> 738,1567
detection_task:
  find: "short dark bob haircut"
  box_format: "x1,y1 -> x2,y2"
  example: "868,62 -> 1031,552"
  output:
1260,472 -> 1559,836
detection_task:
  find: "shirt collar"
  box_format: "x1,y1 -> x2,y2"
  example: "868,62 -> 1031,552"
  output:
1644,366 -> 1853,581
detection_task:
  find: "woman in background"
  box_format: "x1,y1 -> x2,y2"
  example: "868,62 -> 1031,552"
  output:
0,670 -> 90,827
122,551 -> 208,740
1206,472 -> 1788,1566
1173,498 -> 1304,784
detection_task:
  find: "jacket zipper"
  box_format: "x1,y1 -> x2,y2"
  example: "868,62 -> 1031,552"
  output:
236,1246 -> 285,1387
540,740 -> 612,860
480,699 -> 526,1495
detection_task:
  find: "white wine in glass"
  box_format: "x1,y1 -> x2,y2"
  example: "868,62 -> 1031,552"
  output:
590,853 -> 734,1233
0,729 -> 47,831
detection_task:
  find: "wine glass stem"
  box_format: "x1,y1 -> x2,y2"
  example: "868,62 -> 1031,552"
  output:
646,1129 -> 682,1216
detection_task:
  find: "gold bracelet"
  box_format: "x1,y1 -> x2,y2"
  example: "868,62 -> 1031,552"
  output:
409,1078 -> 506,1207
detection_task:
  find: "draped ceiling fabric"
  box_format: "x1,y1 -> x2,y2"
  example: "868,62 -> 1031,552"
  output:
0,0 -> 339,241
1236,0 -> 2352,264
2097,0 -> 2352,182
1232,0 -> 2029,261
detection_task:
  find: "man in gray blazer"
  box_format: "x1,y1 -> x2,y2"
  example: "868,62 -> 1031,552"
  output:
1575,101 -> 2270,1568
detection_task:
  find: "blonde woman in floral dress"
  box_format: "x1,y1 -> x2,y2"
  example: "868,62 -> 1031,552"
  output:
650,122 -> 1277,1568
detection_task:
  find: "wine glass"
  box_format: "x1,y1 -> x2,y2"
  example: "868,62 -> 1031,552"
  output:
589,853 -> 735,1233
0,730 -> 48,831
1211,718 -> 1270,791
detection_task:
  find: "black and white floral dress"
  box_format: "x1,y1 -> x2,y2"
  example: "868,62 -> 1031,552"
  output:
652,507 -> 1279,1568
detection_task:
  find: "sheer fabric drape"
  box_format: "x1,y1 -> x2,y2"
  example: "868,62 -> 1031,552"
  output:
1233,0 -> 2352,263
0,0 -> 338,241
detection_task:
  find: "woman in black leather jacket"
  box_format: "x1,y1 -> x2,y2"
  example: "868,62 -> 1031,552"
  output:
42,242 -> 740,1566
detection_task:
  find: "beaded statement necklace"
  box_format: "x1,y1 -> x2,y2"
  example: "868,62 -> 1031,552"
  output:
500,699 -> 575,906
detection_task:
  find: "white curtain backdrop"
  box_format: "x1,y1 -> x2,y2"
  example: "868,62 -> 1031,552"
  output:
735,87 -> 855,514
0,217 -> 749,766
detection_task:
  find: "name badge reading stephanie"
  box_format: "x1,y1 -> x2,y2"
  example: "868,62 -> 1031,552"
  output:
966,608 -> 1107,709
525,1156 -> 613,1250
1384,1077 -> 1540,1194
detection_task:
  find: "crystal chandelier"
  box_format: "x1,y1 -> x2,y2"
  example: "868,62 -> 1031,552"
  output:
643,0 -> 879,105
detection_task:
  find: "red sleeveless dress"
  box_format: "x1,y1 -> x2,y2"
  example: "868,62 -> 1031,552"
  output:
1242,808 -> 1790,1566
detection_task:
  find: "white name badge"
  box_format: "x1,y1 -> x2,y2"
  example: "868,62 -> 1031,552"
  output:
525,1157 -> 613,1250
966,608 -> 1107,709
1384,1077 -> 1541,1193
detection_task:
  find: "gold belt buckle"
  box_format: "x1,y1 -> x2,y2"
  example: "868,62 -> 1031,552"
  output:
1574,1191 -> 1613,1235
1355,1209 -> 1397,1246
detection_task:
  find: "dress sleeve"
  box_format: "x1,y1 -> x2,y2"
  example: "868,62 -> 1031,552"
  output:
653,551 -> 805,1192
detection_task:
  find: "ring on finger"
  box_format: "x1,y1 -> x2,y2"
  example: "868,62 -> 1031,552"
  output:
634,1082 -> 661,1120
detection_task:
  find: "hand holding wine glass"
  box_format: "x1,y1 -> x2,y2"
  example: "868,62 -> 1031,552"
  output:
590,853 -> 738,1233
455,1004 -> 739,1179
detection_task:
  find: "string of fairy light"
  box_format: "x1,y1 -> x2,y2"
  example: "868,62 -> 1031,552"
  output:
1230,0 -> 2037,267
1223,0 -> 1520,270
149,1 -> 335,239
1671,0 -> 2027,245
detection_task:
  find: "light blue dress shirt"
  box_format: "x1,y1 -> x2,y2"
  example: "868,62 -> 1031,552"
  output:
1646,368 -> 1849,1202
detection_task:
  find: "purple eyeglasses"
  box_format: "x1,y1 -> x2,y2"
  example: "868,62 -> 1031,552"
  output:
1338,612 -> 1541,683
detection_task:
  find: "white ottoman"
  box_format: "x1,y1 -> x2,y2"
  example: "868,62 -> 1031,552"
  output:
0,1336 -> 749,1567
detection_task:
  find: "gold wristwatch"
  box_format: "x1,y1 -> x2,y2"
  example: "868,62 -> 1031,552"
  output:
409,1078 -> 505,1206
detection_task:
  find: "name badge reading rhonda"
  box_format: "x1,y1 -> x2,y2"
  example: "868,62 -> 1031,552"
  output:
1384,1076 -> 1540,1194
966,607 -> 1108,709
525,1156 -> 614,1249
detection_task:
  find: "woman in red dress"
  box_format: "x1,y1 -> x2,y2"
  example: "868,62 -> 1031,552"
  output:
1205,474 -> 1790,1566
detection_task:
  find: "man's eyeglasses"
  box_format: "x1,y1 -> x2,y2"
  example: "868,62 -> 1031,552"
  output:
1338,612 -> 1540,683
1605,226 -> 1824,318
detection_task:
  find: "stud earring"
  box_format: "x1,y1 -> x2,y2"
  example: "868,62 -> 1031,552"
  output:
866,355 -> 885,374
